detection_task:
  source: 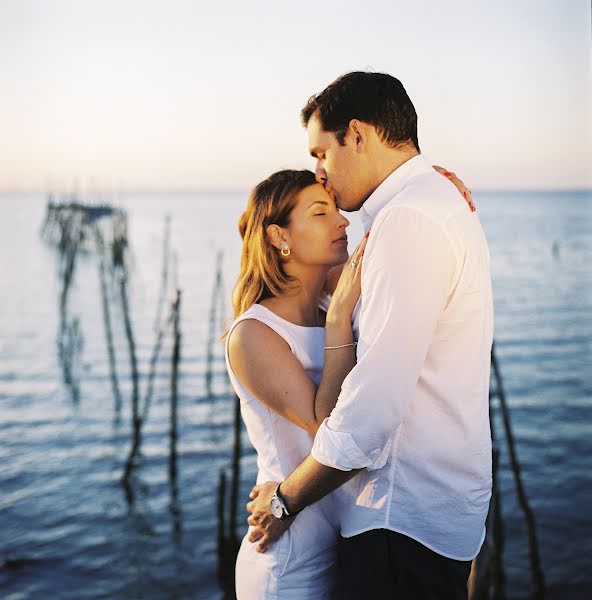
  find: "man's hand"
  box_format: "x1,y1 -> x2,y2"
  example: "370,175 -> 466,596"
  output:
246,481 -> 294,553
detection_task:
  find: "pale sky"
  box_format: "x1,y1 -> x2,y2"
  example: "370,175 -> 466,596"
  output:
0,0 -> 590,192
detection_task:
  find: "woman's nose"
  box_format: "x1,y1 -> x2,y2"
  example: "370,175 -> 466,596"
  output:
338,213 -> 349,228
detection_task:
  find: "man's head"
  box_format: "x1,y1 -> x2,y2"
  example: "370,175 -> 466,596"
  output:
301,71 -> 419,211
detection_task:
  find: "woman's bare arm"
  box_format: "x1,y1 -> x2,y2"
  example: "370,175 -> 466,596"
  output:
228,315 -> 354,436
228,239 -> 366,435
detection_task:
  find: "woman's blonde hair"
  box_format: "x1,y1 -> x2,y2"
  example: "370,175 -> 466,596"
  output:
231,169 -> 317,319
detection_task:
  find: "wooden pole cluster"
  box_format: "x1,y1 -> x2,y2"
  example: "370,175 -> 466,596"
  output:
42,201 -> 92,403
121,216 -> 181,507
42,198 -> 184,525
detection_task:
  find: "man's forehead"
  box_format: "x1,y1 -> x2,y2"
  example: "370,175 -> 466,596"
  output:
307,114 -> 328,149
306,114 -> 321,137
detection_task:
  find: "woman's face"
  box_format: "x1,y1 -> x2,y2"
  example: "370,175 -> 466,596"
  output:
283,183 -> 350,267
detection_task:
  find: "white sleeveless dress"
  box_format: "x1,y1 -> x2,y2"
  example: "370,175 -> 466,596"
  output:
225,303 -> 341,600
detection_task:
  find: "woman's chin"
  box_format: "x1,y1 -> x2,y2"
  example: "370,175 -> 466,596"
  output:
328,252 -> 349,267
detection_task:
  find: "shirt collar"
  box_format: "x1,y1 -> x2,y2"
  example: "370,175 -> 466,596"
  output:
359,154 -> 432,233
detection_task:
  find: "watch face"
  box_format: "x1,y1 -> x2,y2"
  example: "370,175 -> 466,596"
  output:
270,496 -> 284,519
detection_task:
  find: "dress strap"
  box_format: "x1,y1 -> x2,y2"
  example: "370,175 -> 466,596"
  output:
225,304 -> 298,358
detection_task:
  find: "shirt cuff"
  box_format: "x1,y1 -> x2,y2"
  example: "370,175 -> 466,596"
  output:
311,418 -> 393,472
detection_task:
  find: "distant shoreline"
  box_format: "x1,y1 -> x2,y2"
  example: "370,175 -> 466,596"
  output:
1,188 -> 591,196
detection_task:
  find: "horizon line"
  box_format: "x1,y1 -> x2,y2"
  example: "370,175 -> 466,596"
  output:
1,186 -> 591,196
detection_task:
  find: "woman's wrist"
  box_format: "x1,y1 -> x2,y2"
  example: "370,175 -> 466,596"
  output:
325,306 -> 353,327
324,322 -> 354,351
324,313 -> 352,333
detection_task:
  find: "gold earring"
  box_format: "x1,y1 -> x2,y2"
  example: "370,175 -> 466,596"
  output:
281,242 -> 290,257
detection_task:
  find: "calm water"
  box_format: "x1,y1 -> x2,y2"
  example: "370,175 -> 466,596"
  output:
1,190 -> 591,599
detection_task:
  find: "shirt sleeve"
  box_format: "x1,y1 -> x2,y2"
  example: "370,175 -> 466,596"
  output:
311,205 -> 457,471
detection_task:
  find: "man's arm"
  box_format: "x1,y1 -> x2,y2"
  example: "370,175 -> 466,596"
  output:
246,457 -> 359,552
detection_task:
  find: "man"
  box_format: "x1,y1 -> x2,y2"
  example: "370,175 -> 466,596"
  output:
247,71 -> 494,599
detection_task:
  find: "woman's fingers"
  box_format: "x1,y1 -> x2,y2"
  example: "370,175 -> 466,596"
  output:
248,529 -> 263,543
349,236 -> 367,273
355,235 -> 367,255
349,237 -> 366,266
433,165 -> 476,212
329,234 -> 367,319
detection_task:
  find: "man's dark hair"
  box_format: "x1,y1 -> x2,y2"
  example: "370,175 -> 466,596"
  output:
301,71 -> 420,152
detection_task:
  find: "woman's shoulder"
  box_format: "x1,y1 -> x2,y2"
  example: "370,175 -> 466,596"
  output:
227,316 -> 296,384
227,307 -> 294,357
229,315 -> 284,345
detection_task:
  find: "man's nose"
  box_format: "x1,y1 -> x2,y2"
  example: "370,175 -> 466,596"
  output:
315,163 -> 327,186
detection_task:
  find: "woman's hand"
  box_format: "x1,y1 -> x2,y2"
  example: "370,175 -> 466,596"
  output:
433,165 -> 476,212
326,235 -> 367,325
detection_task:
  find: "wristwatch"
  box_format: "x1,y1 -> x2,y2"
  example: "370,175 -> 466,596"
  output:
270,483 -> 296,521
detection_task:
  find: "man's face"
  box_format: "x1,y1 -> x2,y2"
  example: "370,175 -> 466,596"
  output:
307,113 -> 369,212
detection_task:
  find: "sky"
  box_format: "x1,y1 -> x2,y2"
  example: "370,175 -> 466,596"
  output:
0,0 -> 590,192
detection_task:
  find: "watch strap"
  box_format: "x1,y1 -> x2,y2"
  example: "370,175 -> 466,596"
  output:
275,483 -> 300,520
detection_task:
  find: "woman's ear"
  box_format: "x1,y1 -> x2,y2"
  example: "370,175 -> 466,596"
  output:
266,224 -> 287,251
349,119 -> 368,153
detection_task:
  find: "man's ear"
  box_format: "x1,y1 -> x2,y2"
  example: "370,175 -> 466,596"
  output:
266,224 -> 288,250
349,119 -> 368,153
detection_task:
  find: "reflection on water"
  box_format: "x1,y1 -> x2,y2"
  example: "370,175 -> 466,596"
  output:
0,190 -> 591,599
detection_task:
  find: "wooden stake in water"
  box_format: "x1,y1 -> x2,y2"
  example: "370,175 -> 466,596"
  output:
169,289 -> 182,544
94,225 -> 122,418
154,215 -> 171,334
206,251 -> 226,398
217,394 -> 242,599
491,343 -> 545,599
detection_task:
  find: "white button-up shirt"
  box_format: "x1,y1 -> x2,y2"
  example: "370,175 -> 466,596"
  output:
311,154 -> 494,560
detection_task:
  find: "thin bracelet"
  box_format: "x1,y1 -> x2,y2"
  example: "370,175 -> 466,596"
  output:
324,342 -> 357,350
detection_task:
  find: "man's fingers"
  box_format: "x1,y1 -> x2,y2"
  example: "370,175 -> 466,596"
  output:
247,515 -> 256,526
249,485 -> 261,499
256,537 -> 269,553
246,501 -> 253,513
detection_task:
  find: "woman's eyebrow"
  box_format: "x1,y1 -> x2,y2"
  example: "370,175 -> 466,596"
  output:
306,200 -> 329,209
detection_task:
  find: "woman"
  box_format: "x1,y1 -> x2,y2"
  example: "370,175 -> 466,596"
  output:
225,167 -> 471,599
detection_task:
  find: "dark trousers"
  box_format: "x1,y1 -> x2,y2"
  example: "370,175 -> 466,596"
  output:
338,529 -> 472,600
